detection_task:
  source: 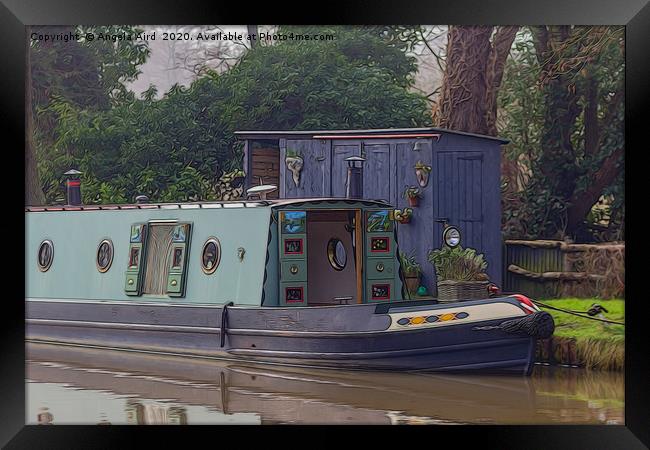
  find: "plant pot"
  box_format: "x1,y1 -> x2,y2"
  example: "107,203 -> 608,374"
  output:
404,273 -> 421,295
436,280 -> 489,302
407,197 -> 419,207
398,216 -> 411,224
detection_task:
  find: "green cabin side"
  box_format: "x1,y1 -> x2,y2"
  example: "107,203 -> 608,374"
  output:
26,199 -> 405,307
26,203 -> 273,306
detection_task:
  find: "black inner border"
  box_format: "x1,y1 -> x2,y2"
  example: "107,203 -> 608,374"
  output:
2,0 -> 648,447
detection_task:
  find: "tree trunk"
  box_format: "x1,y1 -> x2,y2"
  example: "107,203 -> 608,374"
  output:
566,146 -> 623,232
247,25 -> 258,49
537,26 -> 582,201
485,26 -> 519,136
25,26 -> 46,206
435,26 -> 493,135
435,26 -> 517,137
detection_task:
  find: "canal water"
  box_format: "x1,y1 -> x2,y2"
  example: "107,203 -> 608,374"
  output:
26,343 -> 623,425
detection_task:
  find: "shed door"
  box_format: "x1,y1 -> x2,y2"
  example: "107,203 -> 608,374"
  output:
363,143 -> 391,203
433,152 -> 484,252
332,144 -> 360,197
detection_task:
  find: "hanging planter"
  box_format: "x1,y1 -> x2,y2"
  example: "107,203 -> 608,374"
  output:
285,150 -> 304,187
402,186 -> 421,207
394,208 -> 413,224
414,161 -> 432,188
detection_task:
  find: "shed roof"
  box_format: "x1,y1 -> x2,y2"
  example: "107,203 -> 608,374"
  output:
234,127 -> 509,144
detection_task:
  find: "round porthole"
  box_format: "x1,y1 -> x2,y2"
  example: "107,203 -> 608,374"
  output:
96,239 -> 114,273
327,238 -> 347,271
37,240 -> 54,272
201,238 -> 221,274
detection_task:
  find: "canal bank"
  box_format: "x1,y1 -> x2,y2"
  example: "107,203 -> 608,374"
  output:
534,298 -> 624,370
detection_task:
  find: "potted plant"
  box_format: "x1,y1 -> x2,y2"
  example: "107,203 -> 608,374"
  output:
399,251 -> 422,295
393,208 -> 413,224
402,186 -> 421,207
427,246 -> 489,302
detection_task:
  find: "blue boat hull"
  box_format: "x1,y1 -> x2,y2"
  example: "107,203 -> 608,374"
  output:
26,298 -> 539,375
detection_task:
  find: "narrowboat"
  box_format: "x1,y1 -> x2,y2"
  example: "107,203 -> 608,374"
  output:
26,177 -> 554,374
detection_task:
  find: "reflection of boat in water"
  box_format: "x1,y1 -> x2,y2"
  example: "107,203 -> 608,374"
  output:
27,193 -> 553,374
26,343 -> 622,424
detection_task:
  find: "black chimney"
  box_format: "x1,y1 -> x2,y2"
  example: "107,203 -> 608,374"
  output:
345,156 -> 365,199
64,169 -> 82,206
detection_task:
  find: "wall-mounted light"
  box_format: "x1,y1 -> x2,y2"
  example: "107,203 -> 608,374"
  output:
413,139 -> 426,152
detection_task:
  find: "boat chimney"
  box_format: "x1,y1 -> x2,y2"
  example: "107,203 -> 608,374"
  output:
345,156 -> 365,199
64,169 -> 82,206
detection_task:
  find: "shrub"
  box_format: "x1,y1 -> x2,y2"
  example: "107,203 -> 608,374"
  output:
427,246 -> 488,281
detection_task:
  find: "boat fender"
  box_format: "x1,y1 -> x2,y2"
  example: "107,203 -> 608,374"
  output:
474,311 -> 555,339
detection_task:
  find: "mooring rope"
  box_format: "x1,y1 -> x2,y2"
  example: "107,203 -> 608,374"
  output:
531,300 -> 625,326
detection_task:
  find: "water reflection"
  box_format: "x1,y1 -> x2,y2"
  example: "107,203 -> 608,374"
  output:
26,343 -> 623,425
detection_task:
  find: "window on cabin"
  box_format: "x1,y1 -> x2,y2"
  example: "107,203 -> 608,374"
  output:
37,240 -> 54,272
97,239 -> 114,272
327,238 -> 347,271
201,238 -> 221,274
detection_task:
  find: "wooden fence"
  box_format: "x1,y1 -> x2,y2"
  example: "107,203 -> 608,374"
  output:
503,240 -> 625,299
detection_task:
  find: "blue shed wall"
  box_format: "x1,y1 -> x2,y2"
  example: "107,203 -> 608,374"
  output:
244,130 -> 503,291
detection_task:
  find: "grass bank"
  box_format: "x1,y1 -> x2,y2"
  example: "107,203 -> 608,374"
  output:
535,298 -> 624,371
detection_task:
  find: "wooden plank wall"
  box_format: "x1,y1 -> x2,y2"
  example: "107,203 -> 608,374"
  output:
251,147 -> 280,198
248,134 -> 503,294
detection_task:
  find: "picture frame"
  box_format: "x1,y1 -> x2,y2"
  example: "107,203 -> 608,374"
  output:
9,0 -> 647,447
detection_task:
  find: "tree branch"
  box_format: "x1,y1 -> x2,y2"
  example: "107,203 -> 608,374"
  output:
566,146 -> 623,232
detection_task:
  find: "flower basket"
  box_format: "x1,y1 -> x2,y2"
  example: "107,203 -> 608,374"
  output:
407,196 -> 419,207
436,280 -> 489,302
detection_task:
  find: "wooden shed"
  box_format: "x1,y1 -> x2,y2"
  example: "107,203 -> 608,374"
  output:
235,127 -> 508,290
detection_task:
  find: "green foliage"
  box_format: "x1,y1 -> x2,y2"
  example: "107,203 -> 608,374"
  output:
399,251 -> 422,276
427,246 -> 488,281
499,27 -> 624,241
37,25 -> 430,204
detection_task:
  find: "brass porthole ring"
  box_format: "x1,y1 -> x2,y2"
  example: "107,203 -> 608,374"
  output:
96,239 -> 114,273
201,237 -> 221,274
37,240 -> 54,272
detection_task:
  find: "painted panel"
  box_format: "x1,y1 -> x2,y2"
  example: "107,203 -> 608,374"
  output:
366,280 -> 394,303
167,223 -> 192,297
280,259 -> 307,283
279,282 -> 308,306
366,209 -> 393,232
281,234 -> 307,259
366,257 -> 395,280
363,143 -> 391,203
280,211 -> 306,234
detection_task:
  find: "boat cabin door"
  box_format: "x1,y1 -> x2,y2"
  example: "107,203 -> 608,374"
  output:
279,210 -> 362,306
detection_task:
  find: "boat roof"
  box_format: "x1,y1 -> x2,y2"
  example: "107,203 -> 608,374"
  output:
25,197 -> 393,213
234,127 -> 509,144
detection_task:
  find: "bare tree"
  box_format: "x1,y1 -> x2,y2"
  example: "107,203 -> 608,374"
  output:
433,26 -> 518,136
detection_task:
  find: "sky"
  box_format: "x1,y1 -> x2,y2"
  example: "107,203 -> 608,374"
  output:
126,25 -> 446,102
